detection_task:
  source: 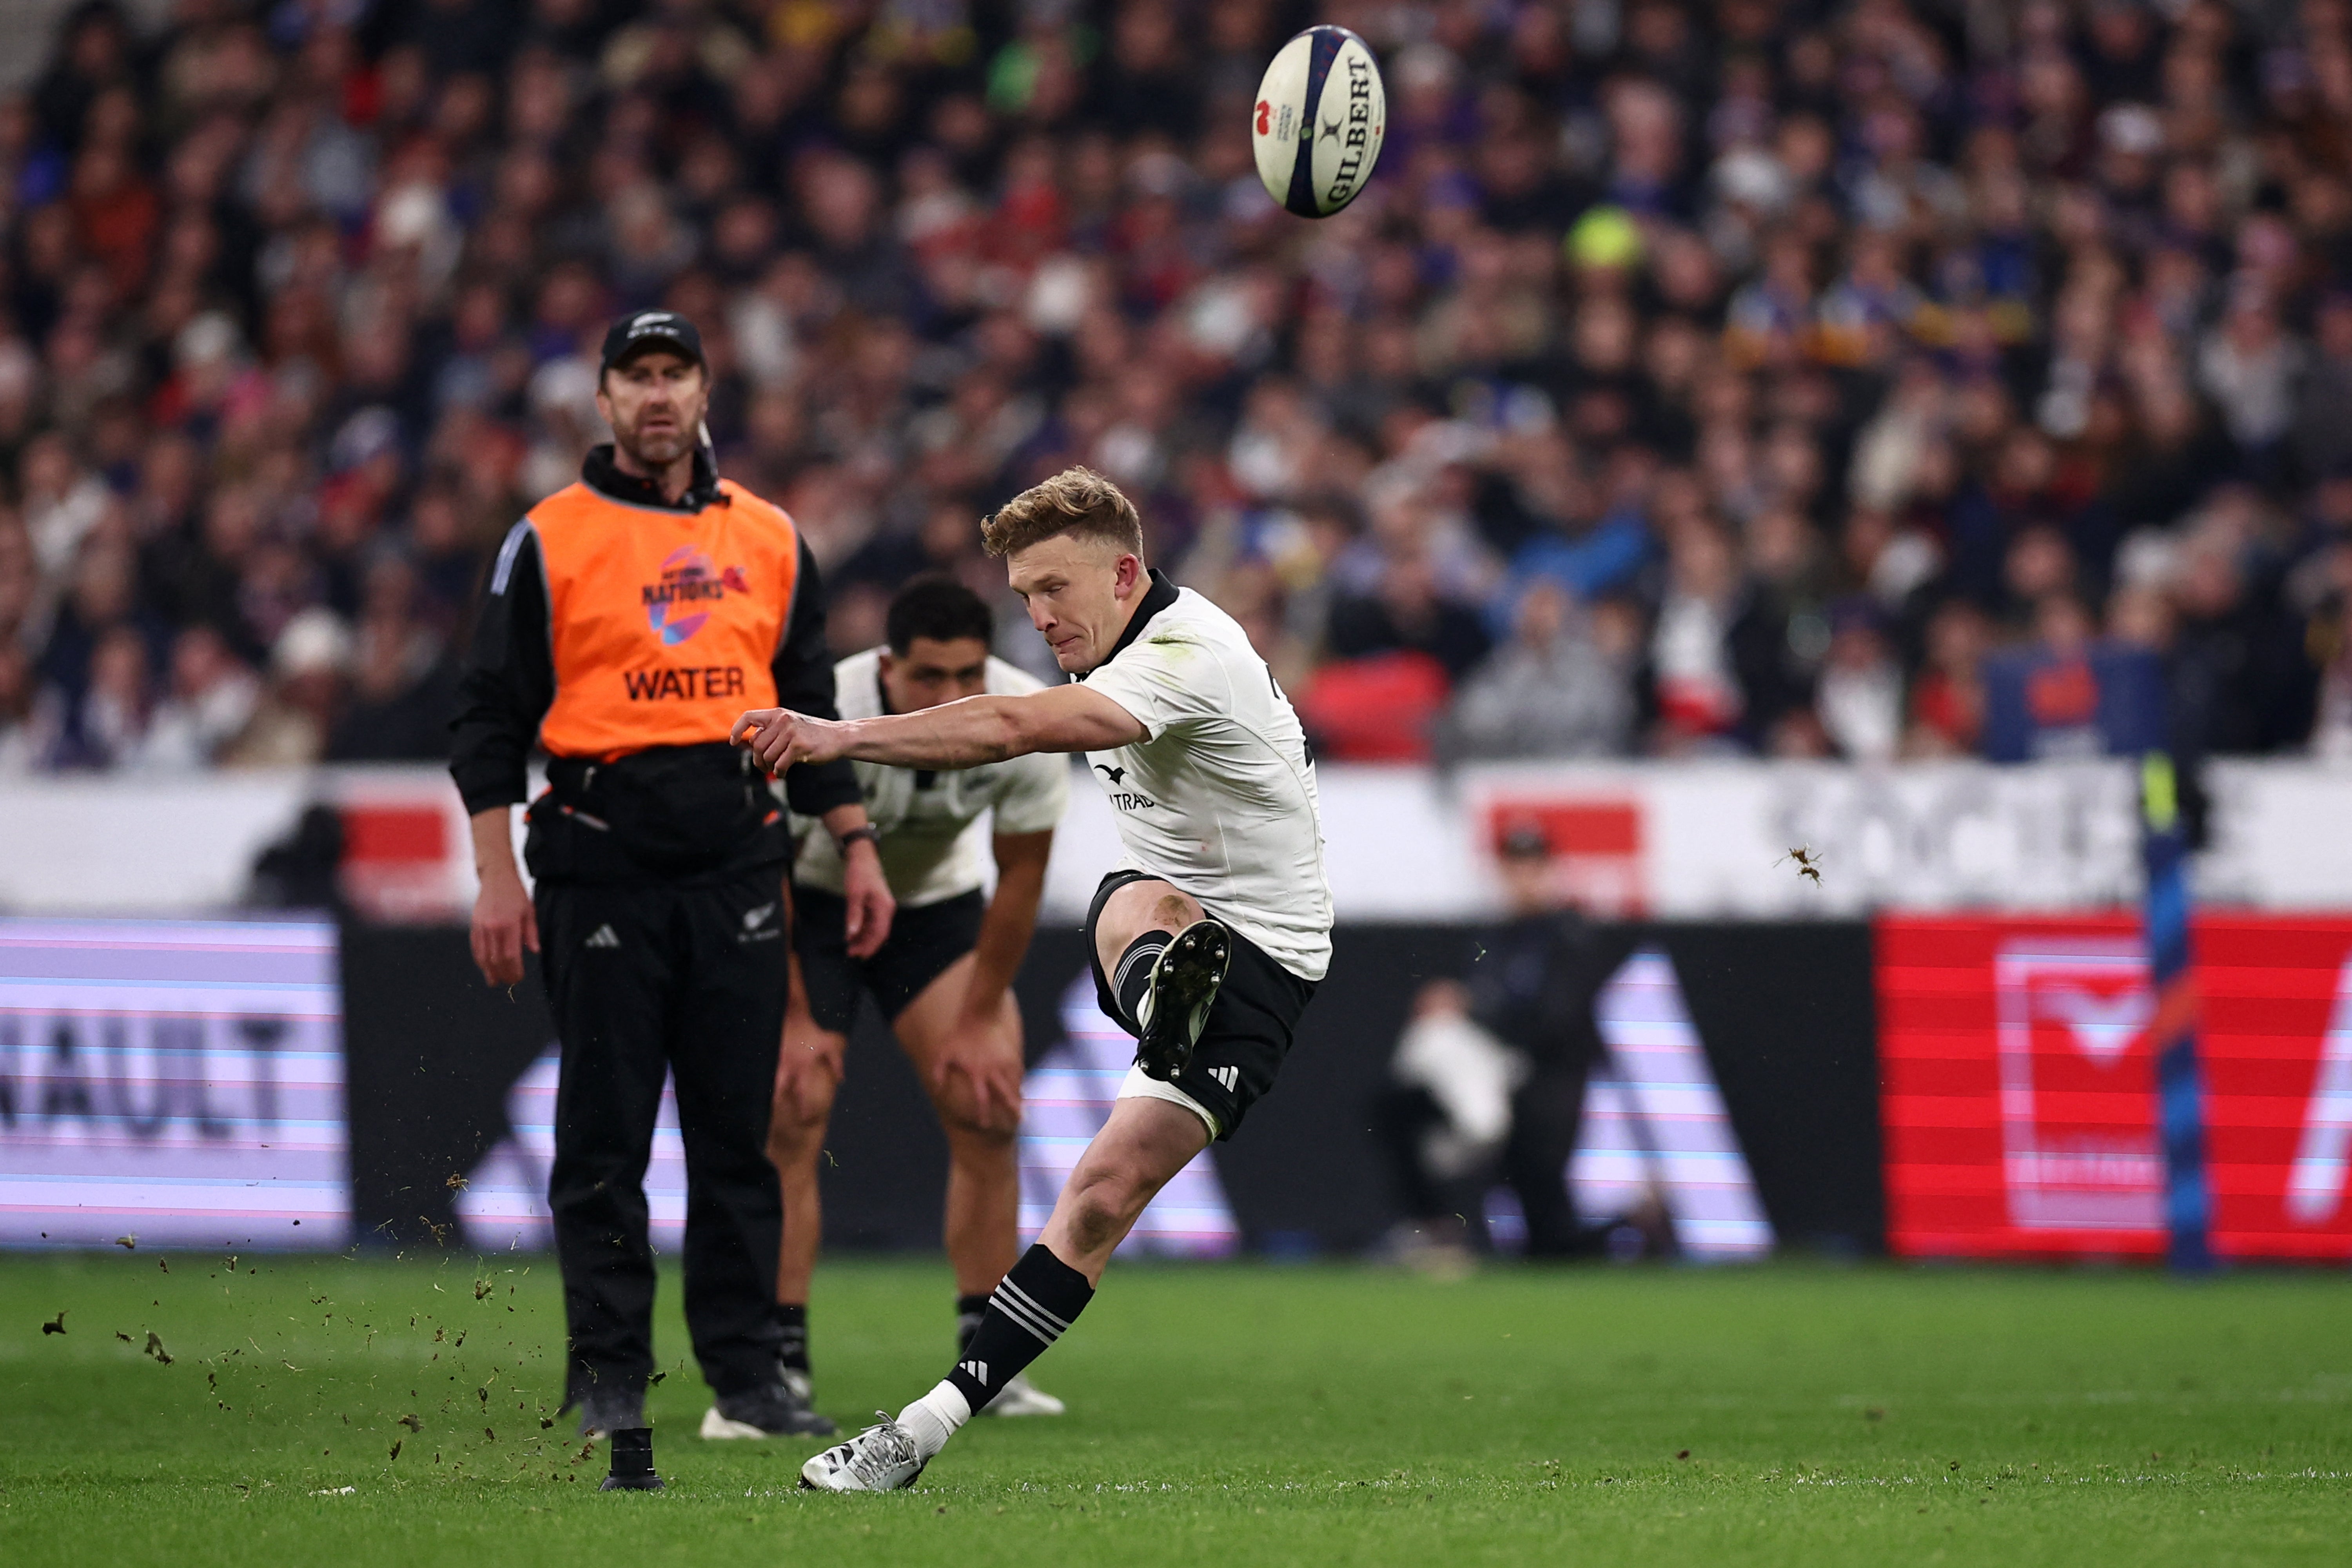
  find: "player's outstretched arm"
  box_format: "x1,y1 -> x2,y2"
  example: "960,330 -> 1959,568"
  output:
732,683 -> 1145,773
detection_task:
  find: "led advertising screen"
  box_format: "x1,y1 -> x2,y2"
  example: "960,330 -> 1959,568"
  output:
2195,918 -> 2352,1261
453,974 -> 1250,1260
1878,915 -> 2352,1261
0,917 -> 347,1249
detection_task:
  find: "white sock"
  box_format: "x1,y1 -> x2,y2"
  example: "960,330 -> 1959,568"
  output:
895,1379 -> 971,1461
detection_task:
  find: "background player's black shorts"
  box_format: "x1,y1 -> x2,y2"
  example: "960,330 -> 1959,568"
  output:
793,885 -> 984,1033
1083,869 -> 1318,1141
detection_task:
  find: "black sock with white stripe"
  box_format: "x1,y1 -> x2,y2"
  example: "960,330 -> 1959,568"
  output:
1112,932 -> 1172,1034
897,1247 -> 1094,1459
946,1245 -> 1093,1414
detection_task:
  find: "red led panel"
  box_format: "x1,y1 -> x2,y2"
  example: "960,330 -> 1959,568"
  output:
1877,915 -> 2352,1262
2196,918 -> 2352,1261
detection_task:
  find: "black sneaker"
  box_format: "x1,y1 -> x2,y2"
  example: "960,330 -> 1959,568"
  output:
1134,919 -> 1231,1082
701,1373 -> 837,1439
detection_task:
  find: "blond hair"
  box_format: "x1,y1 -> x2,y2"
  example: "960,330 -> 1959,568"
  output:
980,466 -> 1145,559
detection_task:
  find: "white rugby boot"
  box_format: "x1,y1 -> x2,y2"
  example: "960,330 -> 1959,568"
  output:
799,1412 -> 929,1492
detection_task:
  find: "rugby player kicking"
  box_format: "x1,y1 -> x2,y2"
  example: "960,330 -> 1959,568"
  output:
732,467 -> 1332,1491
754,574 -> 1070,1436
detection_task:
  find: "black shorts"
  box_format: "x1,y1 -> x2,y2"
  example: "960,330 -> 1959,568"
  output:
1084,870 -> 1318,1142
793,886 -> 984,1033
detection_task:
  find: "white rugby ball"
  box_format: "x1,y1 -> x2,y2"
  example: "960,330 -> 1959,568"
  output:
1252,26 -> 1386,218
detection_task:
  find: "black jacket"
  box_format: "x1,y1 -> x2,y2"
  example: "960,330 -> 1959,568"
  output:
448,445 -> 859,882
1463,909 -> 1613,1074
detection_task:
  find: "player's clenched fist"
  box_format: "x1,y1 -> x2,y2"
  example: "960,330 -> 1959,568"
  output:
731,706 -> 847,771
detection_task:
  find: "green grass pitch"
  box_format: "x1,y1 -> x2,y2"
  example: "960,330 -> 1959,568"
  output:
1,1250 -> 2346,1566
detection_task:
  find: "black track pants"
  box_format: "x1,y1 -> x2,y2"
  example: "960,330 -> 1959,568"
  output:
535,868 -> 790,1405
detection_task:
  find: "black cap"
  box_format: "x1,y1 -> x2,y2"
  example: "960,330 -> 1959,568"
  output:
599,310 -> 704,374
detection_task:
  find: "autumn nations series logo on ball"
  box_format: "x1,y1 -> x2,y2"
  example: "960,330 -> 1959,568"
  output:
641,545 -> 749,647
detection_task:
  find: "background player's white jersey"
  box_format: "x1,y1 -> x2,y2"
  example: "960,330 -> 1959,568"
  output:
790,648 -> 1069,907
1077,573 -> 1333,981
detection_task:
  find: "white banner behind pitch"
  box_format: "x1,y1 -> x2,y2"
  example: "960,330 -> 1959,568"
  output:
1041,757 -> 2352,921
0,759 -> 2345,920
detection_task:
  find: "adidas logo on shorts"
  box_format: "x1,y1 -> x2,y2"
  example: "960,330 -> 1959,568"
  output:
584,924 -> 621,949
1208,1065 -> 1239,1093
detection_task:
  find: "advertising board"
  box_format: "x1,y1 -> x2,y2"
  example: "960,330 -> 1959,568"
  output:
1878,915 -> 2352,1260
0,917 -> 346,1248
2,760 -> 2345,922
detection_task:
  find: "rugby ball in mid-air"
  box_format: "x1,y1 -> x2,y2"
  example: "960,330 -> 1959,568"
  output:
1252,26 -> 1386,218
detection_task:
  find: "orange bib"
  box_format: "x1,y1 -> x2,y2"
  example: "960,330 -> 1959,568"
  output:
529,479 -> 801,760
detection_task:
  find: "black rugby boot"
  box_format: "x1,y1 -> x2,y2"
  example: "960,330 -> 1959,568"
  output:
1134,919 -> 1232,1082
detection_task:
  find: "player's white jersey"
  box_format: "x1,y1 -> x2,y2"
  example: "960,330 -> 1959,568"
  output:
789,648 -> 1070,907
1077,572 -> 1333,981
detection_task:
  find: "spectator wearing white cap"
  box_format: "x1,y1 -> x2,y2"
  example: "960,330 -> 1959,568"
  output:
219,606 -> 350,768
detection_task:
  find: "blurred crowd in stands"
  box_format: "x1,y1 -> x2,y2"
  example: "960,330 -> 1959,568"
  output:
3,0 -> 2352,773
